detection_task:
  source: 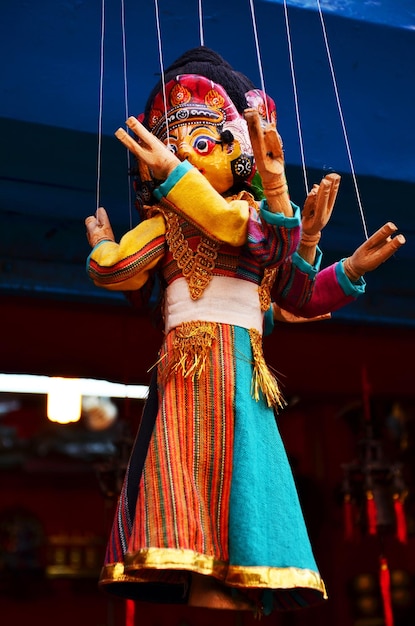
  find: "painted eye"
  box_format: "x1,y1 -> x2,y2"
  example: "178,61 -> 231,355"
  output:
166,143 -> 177,154
192,135 -> 218,155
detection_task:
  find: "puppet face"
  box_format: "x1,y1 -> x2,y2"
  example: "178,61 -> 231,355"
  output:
164,123 -> 242,194
141,75 -> 277,203
146,75 -> 259,195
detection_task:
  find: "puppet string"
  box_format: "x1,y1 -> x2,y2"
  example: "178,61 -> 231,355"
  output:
96,0 -> 105,211
316,0 -> 369,240
154,0 -> 170,146
198,0 -> 205,46
249,0 -> 270,124
120,0 -> 133,228
283,0 -> 309,195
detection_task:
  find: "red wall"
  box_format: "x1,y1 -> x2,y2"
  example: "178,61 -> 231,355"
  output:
1,294 -> 414,626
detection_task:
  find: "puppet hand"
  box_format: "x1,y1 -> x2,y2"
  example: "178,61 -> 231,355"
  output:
273,302 -> 331,323
343,222 -> 406,281
301,173 -> 341,246
244,108 -> 285,191
244,108 -> 292,216
115,117 -> 180,181
85,207 -> 115,248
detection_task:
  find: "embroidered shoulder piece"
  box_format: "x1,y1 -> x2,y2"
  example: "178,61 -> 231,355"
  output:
162,210 -> 219,300
258,267 -> 277,312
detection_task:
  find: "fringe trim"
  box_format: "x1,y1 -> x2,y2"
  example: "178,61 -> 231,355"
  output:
162,321 -> 218,381
159,322 -> 285,410
249,328 -> 286,410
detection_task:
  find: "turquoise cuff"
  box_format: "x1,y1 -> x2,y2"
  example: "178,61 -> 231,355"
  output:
86,240 -> 111,273
336,259 -> 366,296
259,201 -> 301,229
153,160 -> 193,200
291,247 -> 323,278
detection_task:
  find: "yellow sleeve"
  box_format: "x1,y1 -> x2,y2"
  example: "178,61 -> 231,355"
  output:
87,213 -> 166,291
154,162 -> 249,246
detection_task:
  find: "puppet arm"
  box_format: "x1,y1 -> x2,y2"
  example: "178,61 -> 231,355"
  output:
247,202 -> 302,267
244,108 -> 293,217
269,245 -> 365,323
270,220 -> 405,323
85,209 -> 166,291
276,257 -> 365,319
152,161 -> 248,246
115,117 -> 249,246
263,302 -> 330,335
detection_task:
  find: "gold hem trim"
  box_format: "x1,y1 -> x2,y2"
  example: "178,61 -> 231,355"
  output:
101,548 -> 327,599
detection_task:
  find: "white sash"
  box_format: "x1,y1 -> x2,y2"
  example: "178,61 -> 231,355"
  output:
164,276 -> 264,334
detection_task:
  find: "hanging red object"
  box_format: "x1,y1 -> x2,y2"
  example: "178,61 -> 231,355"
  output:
393,494 -> 408,544
379,556 -> 394,626
126,599 -> 135,626
343,493 -> 354,541
366,490 -> 377,535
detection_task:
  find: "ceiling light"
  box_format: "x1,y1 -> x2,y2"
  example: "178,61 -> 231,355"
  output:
47,377 -> 82,424
0,374 -> 149,399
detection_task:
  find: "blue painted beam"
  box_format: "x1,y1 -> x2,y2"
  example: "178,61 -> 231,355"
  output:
0,1 -> 413,325
1,1 -> 414,181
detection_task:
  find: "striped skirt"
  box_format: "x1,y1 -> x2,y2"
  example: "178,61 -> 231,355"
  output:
99,322 -> 327,613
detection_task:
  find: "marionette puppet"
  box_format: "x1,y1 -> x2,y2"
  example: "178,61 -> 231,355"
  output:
85,47 -> 405,615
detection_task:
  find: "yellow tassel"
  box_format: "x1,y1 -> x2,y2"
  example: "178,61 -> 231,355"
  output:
159,322 -> 285,411
249,328 -> 286,410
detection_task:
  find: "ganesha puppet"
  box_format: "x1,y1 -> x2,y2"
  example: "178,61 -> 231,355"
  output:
85,47 -> 405,616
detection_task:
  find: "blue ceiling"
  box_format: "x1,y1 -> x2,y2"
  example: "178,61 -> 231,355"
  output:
0,0 -> 414,325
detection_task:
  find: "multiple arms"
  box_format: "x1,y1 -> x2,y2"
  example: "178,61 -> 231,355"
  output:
85,111 -> 406,309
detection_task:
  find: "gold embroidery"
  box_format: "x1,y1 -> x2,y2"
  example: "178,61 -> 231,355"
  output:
159,320 -> 284,409
164,210 -> 219,300
258,267 -> 277,312
249,328 -> 286,410
161,321 -> 217,381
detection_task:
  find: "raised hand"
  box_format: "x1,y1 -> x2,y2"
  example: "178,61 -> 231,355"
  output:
85,207 -> 115,248
243,108 -> 292,216
115,117 -> 179,181
343,222 -> 406,281
298,173 -> 341,264
302,173 -> 340,238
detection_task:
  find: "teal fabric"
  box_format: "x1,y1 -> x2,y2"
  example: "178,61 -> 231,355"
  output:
153,160 -> 193,200
291,246 -> 323,276
260,201 -> 301,228
86,239 -> 112,274
336,258 -> 366,296
263,305 -> 274,336
229,325 -> 319,573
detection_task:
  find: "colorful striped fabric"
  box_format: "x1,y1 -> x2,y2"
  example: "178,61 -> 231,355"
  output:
100,323 -> 327,613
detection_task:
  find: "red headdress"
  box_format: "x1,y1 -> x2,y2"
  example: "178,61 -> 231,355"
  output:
134,65 -> 277,211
